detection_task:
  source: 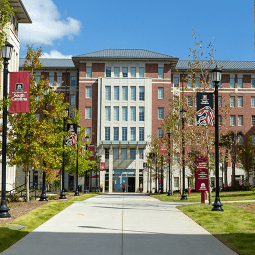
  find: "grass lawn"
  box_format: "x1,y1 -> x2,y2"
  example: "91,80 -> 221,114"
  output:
177,203 -> 255,255
0,193 -> 98,253
151,191 -> 255,202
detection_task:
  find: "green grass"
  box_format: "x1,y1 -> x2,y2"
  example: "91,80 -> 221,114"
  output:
151,191 -> 255,202
0,193 -> 98,253
177,203 -> 255,255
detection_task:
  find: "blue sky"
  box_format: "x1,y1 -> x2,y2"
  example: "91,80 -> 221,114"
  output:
19,0 -> 254,61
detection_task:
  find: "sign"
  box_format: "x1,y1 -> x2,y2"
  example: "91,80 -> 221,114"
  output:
66,124 -> 77,145
196,92 -> 214,126
88,145 -> 95,160
159,140 -> 168,155
196,156 -> 209,191
100,162 -> 105,171
9,72 -> 30,113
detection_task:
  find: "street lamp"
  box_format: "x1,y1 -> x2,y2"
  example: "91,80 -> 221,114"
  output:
0,41 -> 13,218
160,155 -> 164,194
180,107 -> 187,200
149,152 -> 155,193
167,129 -> 172,196
212,66 -> 223,211
84,135 -> 89,193
74,125 -> 81,196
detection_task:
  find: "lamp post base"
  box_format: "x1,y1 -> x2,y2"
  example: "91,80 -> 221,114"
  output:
84,189 -> 88,193
181,191 -> 188,200
0,201 -> 11,218
59,190 -> 66,199
74,190 -> 80,196
167,190 -> 172,196
212,197 -> 224,211
39,191 -> 48,201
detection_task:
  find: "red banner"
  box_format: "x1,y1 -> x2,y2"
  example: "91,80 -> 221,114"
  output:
88,146 -> 95,160
100,162 -> 105,171
9,72 -> 30,113
159,140 -> 168,155
195,156 -> 209,191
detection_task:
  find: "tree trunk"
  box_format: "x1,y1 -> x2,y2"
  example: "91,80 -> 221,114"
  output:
224,158 -> 228,186
26,170 -> 30,203
208,171 -> 212,205
231,155 -> 236,186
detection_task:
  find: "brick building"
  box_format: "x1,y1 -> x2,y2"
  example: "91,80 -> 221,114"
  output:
18,49 -> 255,193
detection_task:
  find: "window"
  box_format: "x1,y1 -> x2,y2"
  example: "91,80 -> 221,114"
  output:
86,87 -> 91,98
131,127 -> 136,141
122,86 -> 128,100
105,148 -> 109,159
114,127 -> 119,141
230,97 -> 235,107
130,148 -> 136,159
230,115 -> 236,126
106,67 -> 111,77
158,108 -> 164,119
114,86 -> 119,100
122,127 -> 127,141
131,107 -> 136,121
86,67 -> 92,78
230,78 -> 235,88
105,106 -> 111,121
35,95 -> 40,101
57,76 -> 62,86
187,96 -> 193,106
139,107 -> 144,121
131,67 -> 136,77
252,79 -> 255,88
122,149 -> 127,159
85,107 -> 91,119
36,75 -> 40,85
49,76 -> 54,87
218,115 -> 222,125
158,128 -> 163,138
139,86 -> 145,100
123,67 -> 128,77
70,95 -> 76,106
238,78 -> 243,88
122,106 -> 127,121
238,115 -> 243,126
139,127 -> 144,141
252,97 -> 255,107
252,135 -> 255,144
174,177 -> 179,188
209,77 -> 213,88
113,149 -> 119,159
105,86 -> 111,100
238,135 -> 243,145
114,106 -> 119,121
158,67 -> 164,79
139,67 -> 144,77
195,77 -> 200,87
252,116 -> 255,126
71,76 -> 76,86
114,67 -> 119,77
158,88 -> 164,99
131,86 -> 136,101
218,96 -> 222,107
174,77 -> 179,87
35,113 -> 40,120
105,127 -> 110,140
85,127 -> 91,137
238,97 -> 243,107
139,149 -> 144,159
187,117 -> 193,126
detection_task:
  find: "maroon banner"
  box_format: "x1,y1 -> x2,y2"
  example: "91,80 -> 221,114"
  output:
159,140 -> 168,155
88,146 -> 95,160
195,156 -> 209,191
9,72 -> 30,113
100,162 -> 105,171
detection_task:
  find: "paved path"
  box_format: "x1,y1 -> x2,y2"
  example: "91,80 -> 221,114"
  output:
3,194 -> 237,255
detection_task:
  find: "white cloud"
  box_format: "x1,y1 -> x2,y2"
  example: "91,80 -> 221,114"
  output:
42,50 -> 72,58
19,0 -> 81,45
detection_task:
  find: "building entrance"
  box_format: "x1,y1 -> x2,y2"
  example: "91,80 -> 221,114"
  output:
113,169 -> 135,192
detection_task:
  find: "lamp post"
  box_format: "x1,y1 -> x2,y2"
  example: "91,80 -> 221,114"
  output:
167,129 -> 172,196
74,125 -> 81,196
84,136 -> 89,193
212,66 -> 223,211
149,152 -> 155,193
180,107 -> 187,200
160,155 -> 163,194
0,42 -> 13,218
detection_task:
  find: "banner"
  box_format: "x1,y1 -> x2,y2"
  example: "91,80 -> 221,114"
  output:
159,140 -> 168,155
66,124 -> 77,145
195,156 -> 209,191
196,92 -> 214,126
100,162 -> 105,171
9,72 -> 30,113
88,145 -> 95,160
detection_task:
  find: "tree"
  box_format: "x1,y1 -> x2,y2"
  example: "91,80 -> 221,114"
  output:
6,46 -> 68,202
237,136 -> 255,186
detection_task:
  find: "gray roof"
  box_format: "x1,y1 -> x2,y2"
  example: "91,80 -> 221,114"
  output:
19,58 -> 75,69
73,49 -> 178,59
10,0 -> 32,23
176,60 -> 255,71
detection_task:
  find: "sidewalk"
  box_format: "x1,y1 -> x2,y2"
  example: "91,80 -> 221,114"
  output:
2,194 -> 237,255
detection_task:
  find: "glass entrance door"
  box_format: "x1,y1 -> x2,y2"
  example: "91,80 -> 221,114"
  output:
113,169 -> 135,192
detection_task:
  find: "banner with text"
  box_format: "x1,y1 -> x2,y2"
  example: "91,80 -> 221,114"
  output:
195,156 -> 209,191
66,124 -> 77,145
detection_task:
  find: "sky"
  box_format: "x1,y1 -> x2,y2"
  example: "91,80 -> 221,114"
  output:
18,0 -> 255,61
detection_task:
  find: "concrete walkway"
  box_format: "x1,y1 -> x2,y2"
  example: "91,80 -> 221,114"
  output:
3,194 -> 237,255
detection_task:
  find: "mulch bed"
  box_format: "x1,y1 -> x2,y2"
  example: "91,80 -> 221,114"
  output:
233,203 -> 255,213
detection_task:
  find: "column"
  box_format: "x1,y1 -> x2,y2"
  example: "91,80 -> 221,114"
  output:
135,146 -> 139,193
109,146 -> 113,193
